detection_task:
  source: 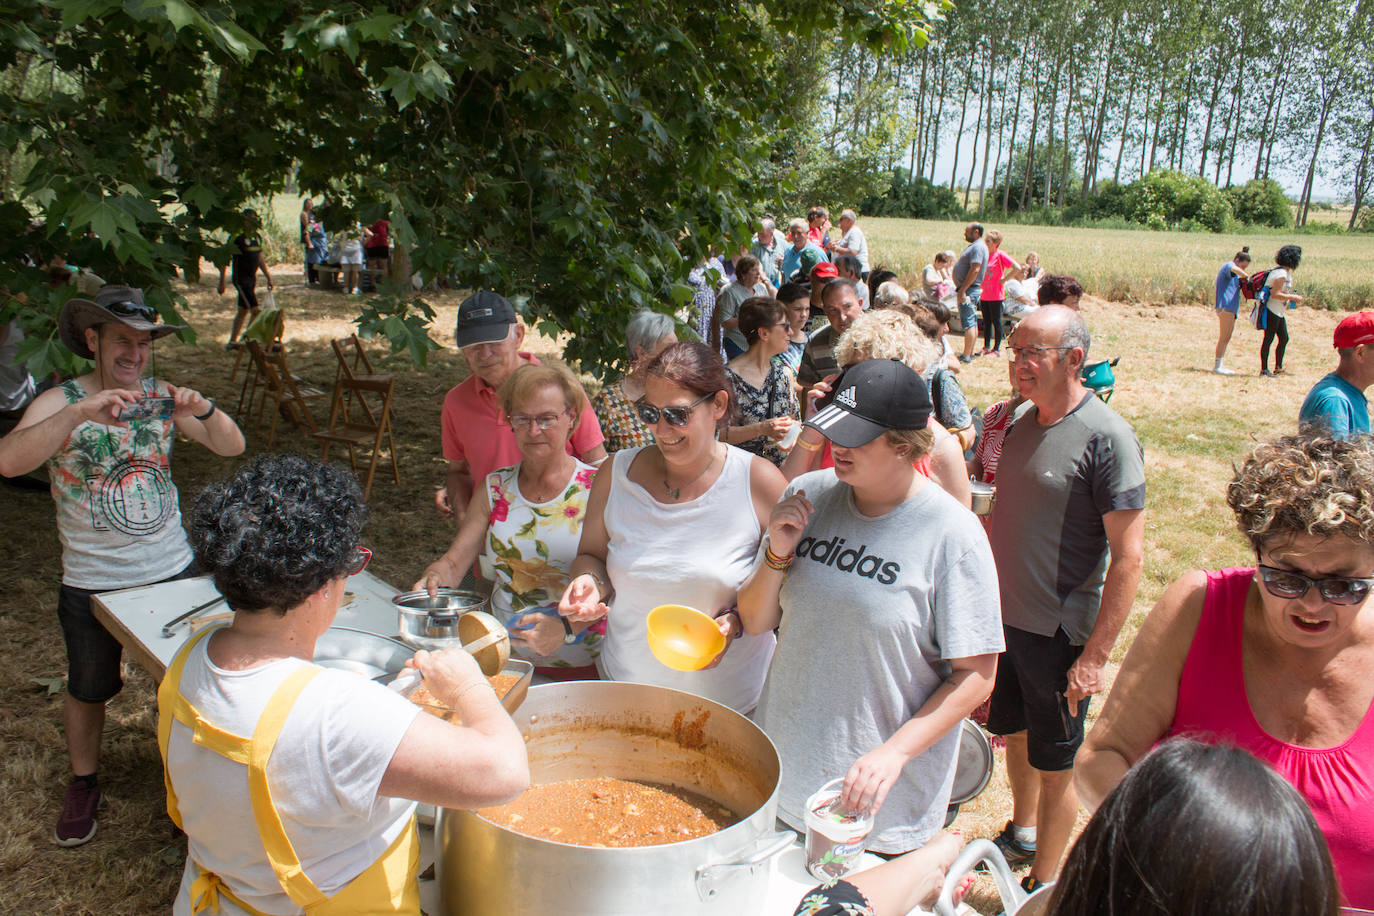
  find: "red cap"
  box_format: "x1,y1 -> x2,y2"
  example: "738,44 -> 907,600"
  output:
810,261 -> 839,279
1333,312 -> 1374,349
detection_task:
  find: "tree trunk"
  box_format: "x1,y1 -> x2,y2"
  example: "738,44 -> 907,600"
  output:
1043,66 -> 1060,206
949,76 -> 971,190
1253,44 -> 1290,179
1349,102 -> 1374,230
1298,77 -> 1338,226
1263,63 -> 1290,181
1084,17 -> 1120,195
976,39 -> 998,213
1057,63 -> 1074,208
1148,72 -> 1165,172
963,48 -> 987,209
1001,52 -> 1027,212
929,54 -> 949,182
1020,67 -> 1042,210
913,49 -> 930,177
1198,47 -> 1226,177
1114,67 -> 1138,184
1219,24 -> 1248,186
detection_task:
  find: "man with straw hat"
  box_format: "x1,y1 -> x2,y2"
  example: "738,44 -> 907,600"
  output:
0,285 -> 244,848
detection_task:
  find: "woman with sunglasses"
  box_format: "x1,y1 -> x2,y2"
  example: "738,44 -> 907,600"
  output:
558,341 -> 786,712
417,363 -> 604,679
163,454 -> 528,914
1077,434 -> 1374,907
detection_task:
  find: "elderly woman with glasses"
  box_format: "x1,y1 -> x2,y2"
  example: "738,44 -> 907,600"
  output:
559,341 -> 787,712
418,363 -> 605,680
1077,434 -> 1374,907
162,455 -> 528,914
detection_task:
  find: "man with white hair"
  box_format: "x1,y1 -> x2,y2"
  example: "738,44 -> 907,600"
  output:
750,217 -> 784,288
780,218 -> 828,283
831,209 -> 869,279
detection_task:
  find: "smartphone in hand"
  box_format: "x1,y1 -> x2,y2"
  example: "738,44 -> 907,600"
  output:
118,396 -> 176,423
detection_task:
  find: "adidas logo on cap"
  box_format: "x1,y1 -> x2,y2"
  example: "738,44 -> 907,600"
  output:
834,386 -> 858,408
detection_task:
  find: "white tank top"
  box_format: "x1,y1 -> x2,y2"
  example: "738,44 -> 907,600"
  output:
599,444 -> 776,712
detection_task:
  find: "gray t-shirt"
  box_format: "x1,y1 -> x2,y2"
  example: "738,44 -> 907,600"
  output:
989,392 -> 1146,643
755,471 -> 1004,853
716,281 -> 768,352
952,239 -> 988,295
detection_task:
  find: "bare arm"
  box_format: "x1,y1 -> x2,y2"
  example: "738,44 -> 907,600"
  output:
0,385 -> 139,477
169,384 -> 245,457
439,459 -> 474,523
380,647 -> 529,808
1076,570 -> 1207,812
578,443 -> 608,467
416,486 -> 493,592
927,434 -> 971,509
737,488 -> 812,635
559,461 -> 614,625
1064,508 -> 1145,714
258,252 -> 273,289
779,427 -> 826,481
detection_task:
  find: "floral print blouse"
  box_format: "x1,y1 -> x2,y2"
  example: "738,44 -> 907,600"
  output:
726,362 -> 799,467
483,459 -> 603,668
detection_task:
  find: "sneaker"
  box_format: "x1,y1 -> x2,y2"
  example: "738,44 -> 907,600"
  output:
1260,369 -> 1275,378
990,349 -> 1002,357
1213,365 -> 1235,376
1022,875 -> 1050,894
1274,367 -> 1288,375
991,820 -> 1036,866
54,778 -> 100,847
958,354 -> 974,364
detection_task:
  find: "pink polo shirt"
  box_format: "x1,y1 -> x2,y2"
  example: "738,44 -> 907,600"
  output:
440,353 -> 605,482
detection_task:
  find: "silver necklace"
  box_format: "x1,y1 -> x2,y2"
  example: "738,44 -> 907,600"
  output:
663,447 -> 718,501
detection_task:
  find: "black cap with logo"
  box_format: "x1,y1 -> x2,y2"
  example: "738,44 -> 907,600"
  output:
804,358 -> 933,447
454,291 -> 518,348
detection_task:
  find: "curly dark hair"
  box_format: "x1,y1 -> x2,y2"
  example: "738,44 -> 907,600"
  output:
1227,434 -> 1374,554
1275,244 -> 1303,270
189,454 -> 367,614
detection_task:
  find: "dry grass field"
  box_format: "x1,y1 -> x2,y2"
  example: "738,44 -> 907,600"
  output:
0,221 -> 1370,912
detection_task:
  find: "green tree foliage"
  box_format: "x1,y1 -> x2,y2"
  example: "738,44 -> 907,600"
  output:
858,169 -> 962,219
1123,170 -> 1232,232
0,0 -> 940,380
1223,179 -> 1293,229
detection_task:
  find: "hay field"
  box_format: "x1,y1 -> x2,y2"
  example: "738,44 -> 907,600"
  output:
864,215 -> 1374,311
0,234 -> 1365,912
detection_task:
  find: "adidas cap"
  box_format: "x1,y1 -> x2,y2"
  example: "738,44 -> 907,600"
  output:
804,358 -> 933,448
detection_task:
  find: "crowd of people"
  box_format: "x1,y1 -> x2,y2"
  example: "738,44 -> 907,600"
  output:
1,202 -> 1371,915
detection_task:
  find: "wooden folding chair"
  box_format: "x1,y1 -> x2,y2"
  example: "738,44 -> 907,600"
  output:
244,341 -> 326,447
313,373 -> 400,500
328,335 -> 393,425
232,309 -> 285,418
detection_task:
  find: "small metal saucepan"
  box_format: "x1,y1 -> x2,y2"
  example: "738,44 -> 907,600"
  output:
392,589 -> 510,674
970,480 -> 996,517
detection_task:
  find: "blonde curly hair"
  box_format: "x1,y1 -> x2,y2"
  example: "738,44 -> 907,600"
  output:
1227,435 -> 1374,553
834,309 -> 935,374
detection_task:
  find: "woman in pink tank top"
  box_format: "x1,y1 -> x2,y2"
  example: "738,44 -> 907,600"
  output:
1077,435 -> 1374,908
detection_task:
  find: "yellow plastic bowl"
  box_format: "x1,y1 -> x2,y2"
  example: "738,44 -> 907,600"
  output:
646,605 -> 726,671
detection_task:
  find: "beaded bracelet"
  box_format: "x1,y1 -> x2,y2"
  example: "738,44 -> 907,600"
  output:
764,545 -> 794,570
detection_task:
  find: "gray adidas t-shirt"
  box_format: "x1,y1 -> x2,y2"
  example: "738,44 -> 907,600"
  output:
989,392 -> 1145,643
754,471 -> 1004,853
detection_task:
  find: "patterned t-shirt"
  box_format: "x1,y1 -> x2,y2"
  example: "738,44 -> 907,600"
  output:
591,380 -> 655,454
47,377 -> 194,589
483,460 -> 603,668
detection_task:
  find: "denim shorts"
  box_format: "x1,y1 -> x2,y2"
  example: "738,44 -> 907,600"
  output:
958,289 -> 980,330
57,562 -> 198,704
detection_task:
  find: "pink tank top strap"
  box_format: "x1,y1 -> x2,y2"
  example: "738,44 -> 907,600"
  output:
1171,567 -> 1260,744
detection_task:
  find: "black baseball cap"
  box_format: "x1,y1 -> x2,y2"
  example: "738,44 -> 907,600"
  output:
805,359 -> 933,447
455,291 -> 517,348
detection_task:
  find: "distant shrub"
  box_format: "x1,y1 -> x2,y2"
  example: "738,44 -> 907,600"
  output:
860,170 -> 964,220
1224,179 -> 1292,229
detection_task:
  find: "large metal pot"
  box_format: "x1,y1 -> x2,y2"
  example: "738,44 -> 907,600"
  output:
437,681 -> 789,915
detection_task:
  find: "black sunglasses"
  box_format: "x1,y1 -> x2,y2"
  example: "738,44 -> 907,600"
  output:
635,392 -> 714,427
107,300 -> 159,322
1256,564 -> 1374,606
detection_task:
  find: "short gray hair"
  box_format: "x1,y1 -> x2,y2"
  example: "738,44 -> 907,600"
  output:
1059,310 -> 1092,357
874,280 -> 910,308
788,217 -> 807,235
626,310 -> 676,360
760,217 -> 775,231
840,209 -> 857,222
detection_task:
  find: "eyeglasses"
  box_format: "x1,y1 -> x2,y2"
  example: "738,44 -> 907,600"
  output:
1256,564 -> 1374,606
507,411 -> 567,431
345,546 -> 372,577
1007,346 -> 1073,363
107,300 -> 159,322
635,392 -> 714,427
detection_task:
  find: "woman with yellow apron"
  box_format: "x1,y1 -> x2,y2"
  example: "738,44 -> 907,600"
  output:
160,455 -> 529,914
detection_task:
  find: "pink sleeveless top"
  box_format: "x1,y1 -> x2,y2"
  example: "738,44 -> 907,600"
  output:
1169,567 -> 1374,907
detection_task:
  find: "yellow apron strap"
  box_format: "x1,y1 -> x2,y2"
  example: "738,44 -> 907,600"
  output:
157,624 -> 224,829
189,865 -> 275,916
309,814 -> 421,915
247,666 -> 329,910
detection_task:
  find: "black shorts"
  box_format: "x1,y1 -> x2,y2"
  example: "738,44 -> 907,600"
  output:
986,625 -> 1088,771
57,562 -> 198,704
232,276 -> 259,311
364,245 -> 389,261
794,879 -> 873,916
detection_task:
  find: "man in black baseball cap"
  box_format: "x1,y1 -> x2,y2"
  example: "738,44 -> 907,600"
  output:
437,291 -> 606,525
0,284 -> 244,848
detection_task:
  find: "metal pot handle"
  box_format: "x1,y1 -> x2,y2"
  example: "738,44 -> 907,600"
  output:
933,839 -> 1025,916
695,831 -> 796,901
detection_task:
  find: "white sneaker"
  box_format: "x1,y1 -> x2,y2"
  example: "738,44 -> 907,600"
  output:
1213,365 -> 1235,376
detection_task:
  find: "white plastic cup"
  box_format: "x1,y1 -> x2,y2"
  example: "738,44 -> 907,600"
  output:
779,421 -> 803,451
803,777 -> 874,881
